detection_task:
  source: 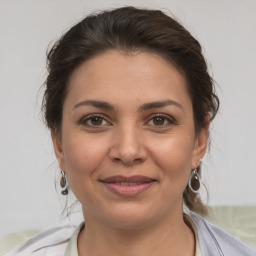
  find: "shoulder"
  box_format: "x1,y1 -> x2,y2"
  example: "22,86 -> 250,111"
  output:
189,212 -> 256,256
4,224 -> 78,256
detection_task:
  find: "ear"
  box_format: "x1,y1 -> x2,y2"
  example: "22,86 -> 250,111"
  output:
191,116 -> 210,169
51,130 -> 66,172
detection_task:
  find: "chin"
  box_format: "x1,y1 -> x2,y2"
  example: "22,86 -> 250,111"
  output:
100,204 -> 158,230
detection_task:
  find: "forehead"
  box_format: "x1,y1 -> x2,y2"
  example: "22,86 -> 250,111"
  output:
65,50 -> 191,109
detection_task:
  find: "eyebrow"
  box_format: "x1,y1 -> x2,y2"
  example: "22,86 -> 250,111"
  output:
73,99 -> 183,111
73,100 -> 114,110
139,100 -> 183,112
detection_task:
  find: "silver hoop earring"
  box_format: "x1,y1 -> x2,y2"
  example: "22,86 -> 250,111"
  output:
60,171 -> 68,195
189,162 -> 201,193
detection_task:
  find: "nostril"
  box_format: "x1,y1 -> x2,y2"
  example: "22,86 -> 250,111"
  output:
112,156 -> 144,165
113,157 -> 121,162
134,158 -> 143,163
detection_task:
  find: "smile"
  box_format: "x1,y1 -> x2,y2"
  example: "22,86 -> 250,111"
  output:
113,182 -> 143,186
100,175 -> 157,196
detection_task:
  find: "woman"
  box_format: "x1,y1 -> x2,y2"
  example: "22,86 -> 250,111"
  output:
6,6 -> 256,256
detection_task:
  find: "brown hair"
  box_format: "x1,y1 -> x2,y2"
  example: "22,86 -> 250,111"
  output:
42,6 -> 219,214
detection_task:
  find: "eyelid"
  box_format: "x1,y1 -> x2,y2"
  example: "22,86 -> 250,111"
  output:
78,113 -> 112,126
146,113 -> 177,126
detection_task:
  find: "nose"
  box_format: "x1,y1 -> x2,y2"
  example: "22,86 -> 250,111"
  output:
109,125 -> 147,166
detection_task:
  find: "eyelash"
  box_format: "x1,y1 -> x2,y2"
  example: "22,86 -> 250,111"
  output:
79,114 -> 111,128
147,114 -> 176,127
78,114 -> 176,128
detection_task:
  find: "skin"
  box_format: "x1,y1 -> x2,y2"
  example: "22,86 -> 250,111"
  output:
52,50 -> 209,256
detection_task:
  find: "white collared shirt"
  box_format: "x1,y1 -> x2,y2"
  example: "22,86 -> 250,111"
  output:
5,211 -> 256,256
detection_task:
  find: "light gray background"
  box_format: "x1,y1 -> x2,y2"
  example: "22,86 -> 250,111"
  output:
1,0 -> 255,236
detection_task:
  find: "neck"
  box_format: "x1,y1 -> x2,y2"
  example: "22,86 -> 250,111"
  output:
77,209 -> 195,256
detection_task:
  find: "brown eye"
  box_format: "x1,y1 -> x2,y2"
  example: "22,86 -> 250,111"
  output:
147,114 -> 175,128
80,115 -> 110,128
90,117 -> 103,126
153,116 -> 165,125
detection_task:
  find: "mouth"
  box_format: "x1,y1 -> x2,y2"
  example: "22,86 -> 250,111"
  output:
99,175 -> 157,196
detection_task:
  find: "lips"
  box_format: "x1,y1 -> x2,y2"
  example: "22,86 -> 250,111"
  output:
100,175 -> 156,196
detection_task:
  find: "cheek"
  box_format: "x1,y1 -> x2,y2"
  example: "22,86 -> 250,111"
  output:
61,136 -> 109,206
61,132 -> 108,185
148,132 -> 195,179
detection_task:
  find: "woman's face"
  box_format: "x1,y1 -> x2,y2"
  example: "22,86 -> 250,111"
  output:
52,50 -> 208,229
